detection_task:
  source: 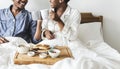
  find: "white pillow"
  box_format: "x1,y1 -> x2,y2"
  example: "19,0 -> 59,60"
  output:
78,22 -> 104,44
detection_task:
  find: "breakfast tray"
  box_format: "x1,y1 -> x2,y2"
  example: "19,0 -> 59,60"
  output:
14,46 -> 73,65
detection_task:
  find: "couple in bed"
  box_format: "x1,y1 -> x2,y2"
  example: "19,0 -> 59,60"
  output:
0,0 -> 81,48
0,0 -> 80,46
1,0 -> 120,68
0,0 -> 82,58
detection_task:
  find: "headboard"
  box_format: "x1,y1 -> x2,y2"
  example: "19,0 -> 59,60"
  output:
80,12 -> 103,24
79,13 -> 104,43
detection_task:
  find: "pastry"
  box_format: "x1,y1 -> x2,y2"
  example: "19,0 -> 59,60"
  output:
33,44 -> 50,50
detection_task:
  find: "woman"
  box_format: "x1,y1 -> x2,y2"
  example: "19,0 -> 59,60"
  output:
34,0 -> 120,68
35,0 -> 81,48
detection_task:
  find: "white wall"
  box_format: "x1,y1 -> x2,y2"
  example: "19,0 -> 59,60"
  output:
69,0 -> 120,52
0,0 -> 12,8
0,0 -> 49,11
26,0 -> 49,12
0,0 -> 120,52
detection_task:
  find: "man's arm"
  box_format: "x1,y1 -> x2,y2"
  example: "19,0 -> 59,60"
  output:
34,20 -> 42,40
0,36 -> 9,44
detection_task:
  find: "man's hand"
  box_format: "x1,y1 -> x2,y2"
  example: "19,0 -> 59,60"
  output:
0,37 -> 9,44
44,30 -> 55,40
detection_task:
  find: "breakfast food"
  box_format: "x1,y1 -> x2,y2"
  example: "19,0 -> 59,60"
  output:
32,44 -> 50,50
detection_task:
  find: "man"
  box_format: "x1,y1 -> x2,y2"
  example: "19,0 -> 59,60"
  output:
35,0 -> 80,46
0,0 -> 40,44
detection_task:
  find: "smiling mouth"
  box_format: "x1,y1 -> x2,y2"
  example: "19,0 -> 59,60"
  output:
20,3 -> 26,6
20,2 -> 26,6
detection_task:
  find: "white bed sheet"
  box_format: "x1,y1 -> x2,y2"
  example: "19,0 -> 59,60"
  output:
0,37 -> 120,69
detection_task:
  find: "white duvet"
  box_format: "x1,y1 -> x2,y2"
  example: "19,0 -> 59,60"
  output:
0,37 -> 120,69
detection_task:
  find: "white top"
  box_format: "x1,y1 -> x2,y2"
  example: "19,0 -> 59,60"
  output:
41,6 -> 81,46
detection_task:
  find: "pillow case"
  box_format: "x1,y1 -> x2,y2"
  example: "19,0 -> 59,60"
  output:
78,22 -> 104,44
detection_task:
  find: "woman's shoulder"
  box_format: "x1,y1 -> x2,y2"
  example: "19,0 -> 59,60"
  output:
70,7 -> 80,14
67,6 -> 80,16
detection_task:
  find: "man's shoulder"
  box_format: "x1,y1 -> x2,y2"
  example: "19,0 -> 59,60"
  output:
0,8 -> 8,13
23,9 -> 31,14
22,9 -> 32,17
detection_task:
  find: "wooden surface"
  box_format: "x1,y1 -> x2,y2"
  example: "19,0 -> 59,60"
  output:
14,46 -> 73,65
81,12 -> 103,24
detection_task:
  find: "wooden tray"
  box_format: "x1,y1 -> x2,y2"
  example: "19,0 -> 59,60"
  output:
14,46 -> 73,65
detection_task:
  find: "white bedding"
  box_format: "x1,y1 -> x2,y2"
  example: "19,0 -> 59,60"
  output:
0,37 -> 120,69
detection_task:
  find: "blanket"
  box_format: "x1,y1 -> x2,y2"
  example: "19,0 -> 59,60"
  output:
0,37 -> 120,69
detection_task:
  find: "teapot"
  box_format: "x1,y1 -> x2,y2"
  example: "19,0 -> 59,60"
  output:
17,44 -> 30,54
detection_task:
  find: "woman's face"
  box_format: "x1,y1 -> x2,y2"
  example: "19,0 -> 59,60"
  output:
49,0 -> 60,8
13,0 -> 28,9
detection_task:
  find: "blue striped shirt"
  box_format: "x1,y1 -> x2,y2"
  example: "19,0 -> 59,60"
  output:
0,5 -> 41,43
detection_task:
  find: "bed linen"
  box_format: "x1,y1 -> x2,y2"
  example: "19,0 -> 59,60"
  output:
0,37 -> 120,69
78,22 -> 104,44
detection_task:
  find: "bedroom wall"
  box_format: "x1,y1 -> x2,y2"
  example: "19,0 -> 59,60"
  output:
69,0 -> 120,52
0,0 -> 120,52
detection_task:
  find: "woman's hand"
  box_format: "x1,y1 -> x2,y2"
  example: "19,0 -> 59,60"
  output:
49,10 -> 64,31
49,10 -> 60,21
44,30 -> 55,40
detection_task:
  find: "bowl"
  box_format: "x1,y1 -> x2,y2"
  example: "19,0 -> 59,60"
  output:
39,53 -> 47,58
48,49 -> 61,58
17,45 -> 30,54
27,51 -> 35,57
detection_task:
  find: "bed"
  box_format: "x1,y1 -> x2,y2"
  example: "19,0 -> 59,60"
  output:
0,13 -> 120,69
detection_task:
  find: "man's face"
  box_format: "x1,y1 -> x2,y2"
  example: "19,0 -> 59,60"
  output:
13,0 -> 28,9
49,0 -> 60,8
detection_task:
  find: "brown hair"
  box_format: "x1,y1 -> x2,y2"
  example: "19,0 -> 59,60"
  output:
64,0 -> 70,3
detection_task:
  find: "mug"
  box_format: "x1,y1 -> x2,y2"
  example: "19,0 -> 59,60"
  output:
40,9 -> 49,19
32,11 -> 42,20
